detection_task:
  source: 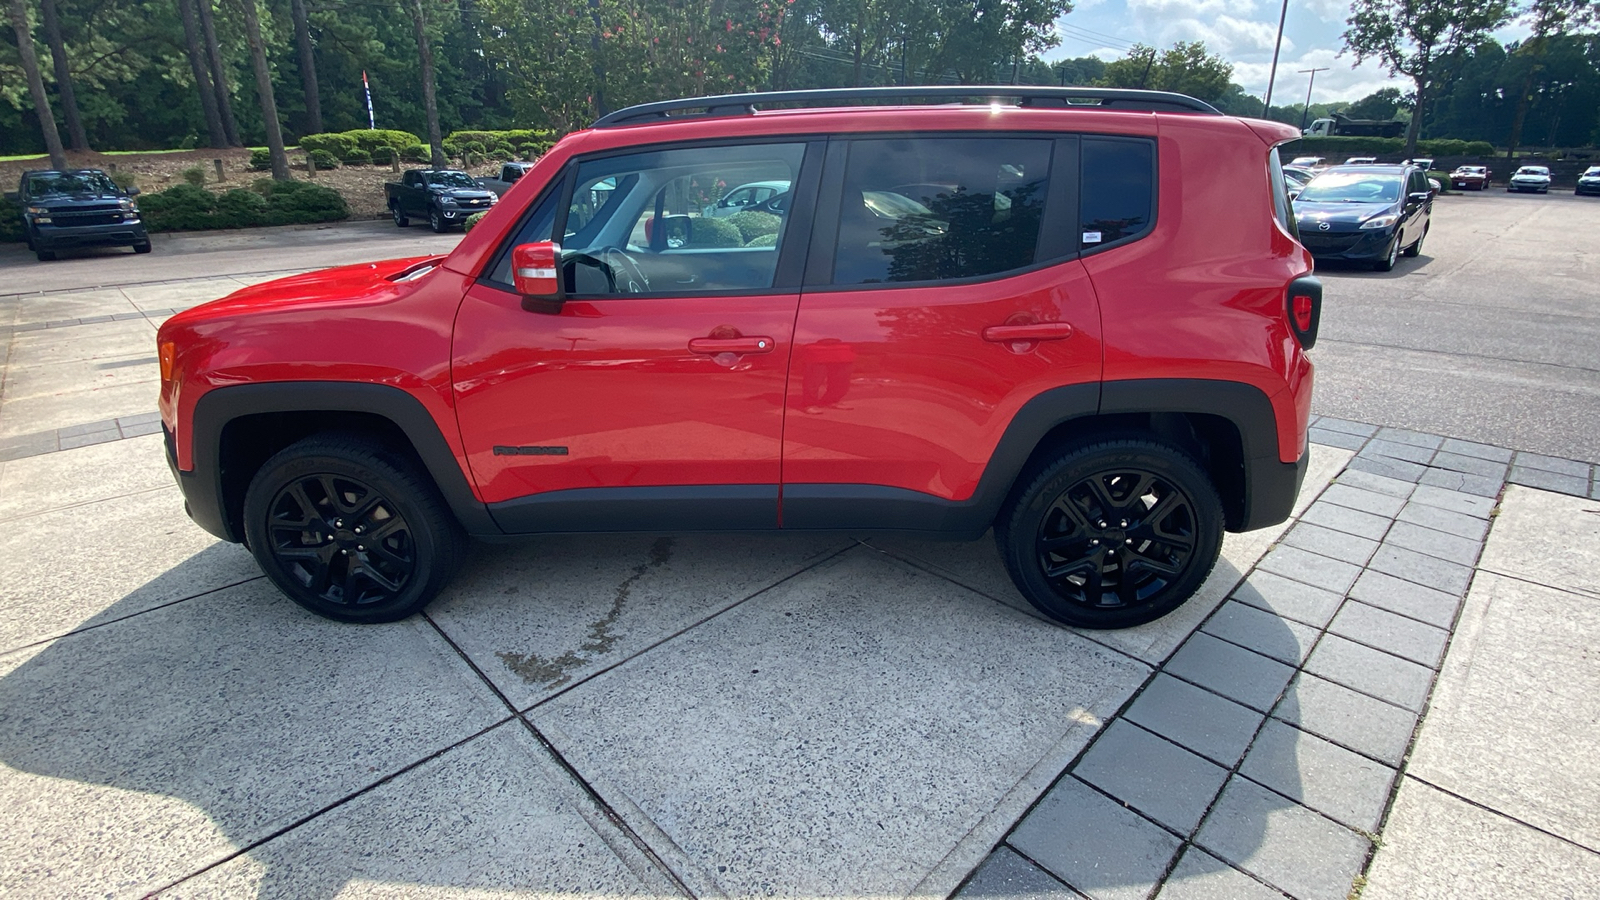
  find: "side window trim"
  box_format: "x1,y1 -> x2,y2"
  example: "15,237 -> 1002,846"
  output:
1078,135 -> 1158,256
478,162 -> 573,290
802,139 -> 850,288
1036,136 -> 1081,262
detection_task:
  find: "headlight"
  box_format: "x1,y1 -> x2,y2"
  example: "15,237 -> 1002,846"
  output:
439,196 -> 458,206
1360,214 -> 1399,230
26,206 -> 48,215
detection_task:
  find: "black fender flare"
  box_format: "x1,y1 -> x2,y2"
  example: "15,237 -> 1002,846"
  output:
181,382 -> 499,542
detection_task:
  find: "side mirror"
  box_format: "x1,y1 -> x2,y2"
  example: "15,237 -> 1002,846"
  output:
512,242 -> 563,312
1408,191 -> 1431,204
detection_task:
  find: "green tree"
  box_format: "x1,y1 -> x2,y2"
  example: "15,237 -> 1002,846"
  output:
1344,86 -> 1410,120
1100,41 -> 1232,104
1503,0 -> 1597,160
1343,0 -> 1514,157
8,0 -> 69,167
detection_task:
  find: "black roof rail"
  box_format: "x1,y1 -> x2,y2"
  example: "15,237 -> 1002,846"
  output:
592,86 -> 1222,127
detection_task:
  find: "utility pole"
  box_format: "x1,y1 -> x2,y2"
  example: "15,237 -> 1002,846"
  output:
1262,0 -> 1290,115
1298,67 -> 1329,131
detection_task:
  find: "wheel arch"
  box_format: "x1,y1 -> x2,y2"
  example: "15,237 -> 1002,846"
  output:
186,382 -> 498,543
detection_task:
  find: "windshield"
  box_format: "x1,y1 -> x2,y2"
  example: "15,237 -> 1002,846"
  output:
1296,172 -> 1402,203
27,171 -> 119,196
1515,167 -> 1549,176
425,171 -> 478,188
1456,167 -> 1486,174
1586,168 -> 1600,176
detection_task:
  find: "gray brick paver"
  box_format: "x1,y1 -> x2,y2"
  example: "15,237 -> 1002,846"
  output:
1328,600 -> 1450,668
1308,428 -> 1366,451
1438,438 -> 1513,463
1360,439 -> 1434,465
1374,428 -> 1443,449
1010,777 -> 1181,900
1230,570 -> 1343,629
1074,721 -> 1229,835
1123,674 -> 1265,768
1417,467 -> 1503,497
1298,502 -> 1392,541
1318,483 -> 1406,518
956,848 -> 1086,900
1273,672 -> 1419,766
1507,465 -> 1588,497
1512,452 -> 1590,477
1155,849 -> 1286,900
1165,633 -> 1296,713
1426,450 -> 1508,479
1406,484 -> 1496,519
1347,455 -> 1427,483
1195,776 -> 1370,900
1347,569 -> 1462,629
1303,634 -> 1435,713
1201,602 -> 1319,666
1282,522 -> 1380,567
1367,544 -> 1474,596
1239,719 -> 1397,833
1383,521 -> 1481,567
1333,468 -> 1415,498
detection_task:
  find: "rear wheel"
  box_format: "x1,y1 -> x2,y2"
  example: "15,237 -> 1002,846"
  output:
995,438 -> 1223,629
242,435 -> 465,623
391,202 -> 410,227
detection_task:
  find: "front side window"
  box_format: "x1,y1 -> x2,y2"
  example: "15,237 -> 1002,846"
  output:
560,142 -> 806,295
830,137 -> 1051,285
1080,137 -> 1155,251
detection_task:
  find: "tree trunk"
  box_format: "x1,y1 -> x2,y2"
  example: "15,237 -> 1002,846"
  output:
8,0 -> 69,169
290,0 -> 321,135
198,0 -> 241,145
1504,39 -> 1546,168
237,0 -> 289,179
39,0 -> 87,150
177,0 -> 228,147
587,0 -> 606,117
411,0 -> 445,167
1403,55 -> 1431,159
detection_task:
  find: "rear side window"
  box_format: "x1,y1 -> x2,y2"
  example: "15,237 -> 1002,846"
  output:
1079,137 -> 1154,251
831,137 -> 1052,285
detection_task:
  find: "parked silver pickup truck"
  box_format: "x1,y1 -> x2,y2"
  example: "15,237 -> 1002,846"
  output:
476,161 -> 536,197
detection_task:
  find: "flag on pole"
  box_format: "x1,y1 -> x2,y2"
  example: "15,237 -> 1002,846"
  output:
363,70 -> 376,130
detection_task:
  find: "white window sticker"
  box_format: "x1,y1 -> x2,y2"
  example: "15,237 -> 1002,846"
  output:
1082,231 -> 1103,243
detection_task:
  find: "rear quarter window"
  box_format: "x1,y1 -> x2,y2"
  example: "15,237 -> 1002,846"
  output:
1079,137 -> 1155,252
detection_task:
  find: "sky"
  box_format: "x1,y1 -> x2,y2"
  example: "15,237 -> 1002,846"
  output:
1043,0 -> 1535,105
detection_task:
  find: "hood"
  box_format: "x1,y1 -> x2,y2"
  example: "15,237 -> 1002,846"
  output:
169,256 -> 444,322
1294,199 -> 1396,230
429,187 -> 495,201
34,192 -> 128,207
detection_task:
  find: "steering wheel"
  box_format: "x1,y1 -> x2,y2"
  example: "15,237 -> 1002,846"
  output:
593,246 -> 650,293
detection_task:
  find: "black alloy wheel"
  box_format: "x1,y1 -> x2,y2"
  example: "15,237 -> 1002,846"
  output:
243,435 -> 464,622
392,202 -> 409,227
428,207 -> 446,233
997,438 -> 1223,629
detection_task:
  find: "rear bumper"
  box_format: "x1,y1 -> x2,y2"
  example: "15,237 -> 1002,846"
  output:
1240,443 -> 1310,531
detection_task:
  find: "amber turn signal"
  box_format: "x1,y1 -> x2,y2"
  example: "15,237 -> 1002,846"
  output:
159,342 -> 176,382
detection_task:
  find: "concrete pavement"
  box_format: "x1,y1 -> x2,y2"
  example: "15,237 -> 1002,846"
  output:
3,269 -> 1600,898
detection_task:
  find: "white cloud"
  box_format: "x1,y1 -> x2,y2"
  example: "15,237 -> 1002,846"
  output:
1233,50 -> 1408,102
1125,0 -> 1259,21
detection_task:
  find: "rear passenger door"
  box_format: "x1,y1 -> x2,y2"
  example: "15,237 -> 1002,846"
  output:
780,135 -> 1104,527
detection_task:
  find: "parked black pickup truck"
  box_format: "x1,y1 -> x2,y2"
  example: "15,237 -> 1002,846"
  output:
9,169 -> 149,261
384,169 -> 496,232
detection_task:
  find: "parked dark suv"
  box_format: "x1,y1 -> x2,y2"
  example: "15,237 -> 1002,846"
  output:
1293,164 -> 1432,271
157,87 -> 1320,630
12,168 -> 150,261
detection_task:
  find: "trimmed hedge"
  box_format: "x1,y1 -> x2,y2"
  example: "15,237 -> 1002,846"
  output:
687,216 -> 743,248
464,211 -> 488,233
298,129 -> 420,159
342,148 -> 372,166
744,232 -> 778,248
250,148 -> 272,171
307,149 -> 340,170
1283,136 -> 1496,158
443,129 -> 557,160
402,143 -> 430,163
137,179 -> 348,231
727,210 -> 780,243
0,196 -> 25,242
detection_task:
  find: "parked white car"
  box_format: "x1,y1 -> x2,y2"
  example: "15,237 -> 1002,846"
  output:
1508,166 -> 1552,194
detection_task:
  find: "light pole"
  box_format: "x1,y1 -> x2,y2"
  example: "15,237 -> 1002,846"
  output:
1262,0 -> 1290,116
1298,67 -> 1329,132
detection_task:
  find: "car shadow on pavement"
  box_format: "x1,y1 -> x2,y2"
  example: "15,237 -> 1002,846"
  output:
1314,254 -> 1435,279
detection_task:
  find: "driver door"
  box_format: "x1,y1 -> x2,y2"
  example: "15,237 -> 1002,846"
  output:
452,140 -> 818,533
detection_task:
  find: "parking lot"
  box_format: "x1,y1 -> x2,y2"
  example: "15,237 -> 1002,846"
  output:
2,191 -> 1598,899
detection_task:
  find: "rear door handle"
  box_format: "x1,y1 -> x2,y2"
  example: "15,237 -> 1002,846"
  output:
982,322 -> 1073,342
689,336 -> 775,354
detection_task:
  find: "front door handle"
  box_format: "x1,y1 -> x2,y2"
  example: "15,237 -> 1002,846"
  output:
982,322 -> 1074,342
689,336 -> 775,355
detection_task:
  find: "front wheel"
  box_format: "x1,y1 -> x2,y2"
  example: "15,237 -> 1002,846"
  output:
133,239 -> 152,254
242,435 -> 465,623
428,207 -> 446,233
1373,236 -> 1399,271
995,438 -> 1223,629
1403,223 -> 1427,257
36,248 -> 56,261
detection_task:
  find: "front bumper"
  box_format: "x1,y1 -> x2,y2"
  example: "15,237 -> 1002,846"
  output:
1576,182 -> 1600,195
1451,179 -> 1485,190
1296,226 -> 1395,262
165,425 -> 233,542
1508,181 -> 1549,192
32,220 -> 148,249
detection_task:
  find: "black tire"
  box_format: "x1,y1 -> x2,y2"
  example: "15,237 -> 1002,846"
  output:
133,240 -> 152,254
1373,236 -> 1399,271
1403,223 -> 1427,257
36,248 -> 56,262
995,438 -> 1223,629
242,435 -> 465,623
428,207 -> 446,233
24,229 -> 35,251
391,202 -> 410,227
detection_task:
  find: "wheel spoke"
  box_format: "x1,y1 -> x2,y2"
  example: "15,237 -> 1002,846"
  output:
264,471 -> 415,608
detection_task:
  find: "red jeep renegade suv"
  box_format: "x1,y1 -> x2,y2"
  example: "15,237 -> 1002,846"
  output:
157,87 -> 1319,629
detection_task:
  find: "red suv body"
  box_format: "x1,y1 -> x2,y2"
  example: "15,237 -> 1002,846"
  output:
157,87 -> 1317,628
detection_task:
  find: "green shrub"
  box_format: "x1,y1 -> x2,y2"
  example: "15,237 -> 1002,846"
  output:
256,179 -> 349,226
371,146 -> 397,165
686,216 -> 742,248
402,143 -> 430,163
109,170 -> 139,191
350,129 -> 420,153
249,148 -> 272,171
444,129 -> 559,159
214,188 -> 269,228
138,183 -> 219,230
464,151 -> 485,167
307,149 -> 340,171
0,196 -> 25,243
744,232 -> 778,248
298,132 -> 358,158
181,166 -> 207,186
464,211 -> 487,233
342,148 -> 372,166
727,210 -> 780,243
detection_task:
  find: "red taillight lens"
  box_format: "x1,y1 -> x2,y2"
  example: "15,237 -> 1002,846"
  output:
1293,295 -> 1314,333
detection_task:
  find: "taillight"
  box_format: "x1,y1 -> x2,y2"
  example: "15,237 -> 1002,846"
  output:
159,342 -> 176,382
1286,275 -> 1321,350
